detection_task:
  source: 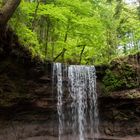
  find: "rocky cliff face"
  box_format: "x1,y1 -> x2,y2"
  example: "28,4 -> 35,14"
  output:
99,96 -> 140,137
0,29 -> 140,139
0,28 -> 54,110
97,52 -> 140,137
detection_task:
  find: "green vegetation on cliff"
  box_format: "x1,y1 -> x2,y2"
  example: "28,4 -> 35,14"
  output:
102,52 -> 140,92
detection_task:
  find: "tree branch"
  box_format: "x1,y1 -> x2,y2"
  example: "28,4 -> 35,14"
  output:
53,48 -> 67,62
79,45 -> 86,64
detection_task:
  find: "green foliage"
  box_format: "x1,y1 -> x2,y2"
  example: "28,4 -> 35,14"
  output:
8,0 -> 140,64
103,63 -> 139,91
103,69 -> 124,91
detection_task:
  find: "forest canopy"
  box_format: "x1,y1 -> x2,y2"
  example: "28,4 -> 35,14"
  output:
1,0 -> 140,64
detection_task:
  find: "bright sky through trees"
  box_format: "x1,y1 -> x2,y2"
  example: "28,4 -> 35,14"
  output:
125,0 -> 138,5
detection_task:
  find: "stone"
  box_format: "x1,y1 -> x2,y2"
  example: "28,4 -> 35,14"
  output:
104,127 -> 113,136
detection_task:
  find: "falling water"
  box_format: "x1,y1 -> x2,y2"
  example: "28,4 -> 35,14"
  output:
53,63 -> 99,140
53,63 -> 64,140
68,65 -> 98,140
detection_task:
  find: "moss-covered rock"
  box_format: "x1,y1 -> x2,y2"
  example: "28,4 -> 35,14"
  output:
102,54 -> 140,92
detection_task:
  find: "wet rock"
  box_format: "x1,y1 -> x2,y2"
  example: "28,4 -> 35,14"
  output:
39,76 -> 51,83
104,127 -> 113,136
34,99 -> 49,108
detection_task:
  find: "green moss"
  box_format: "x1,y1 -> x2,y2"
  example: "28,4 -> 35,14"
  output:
103,63 -> 139,92
103,70 -> 124,91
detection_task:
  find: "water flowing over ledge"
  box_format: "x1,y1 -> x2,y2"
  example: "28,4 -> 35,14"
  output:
53,63 -> 99,140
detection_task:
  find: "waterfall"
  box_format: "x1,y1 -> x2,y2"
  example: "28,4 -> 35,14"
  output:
68,65 -> 98,140
53,63 -> 64,140
53,63 -> 99,140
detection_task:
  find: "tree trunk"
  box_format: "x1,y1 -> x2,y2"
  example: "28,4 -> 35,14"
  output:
0,0 -> 21,26
53,48 -> 67,62
32,0 -> 40,31
79,45 -> 86,64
